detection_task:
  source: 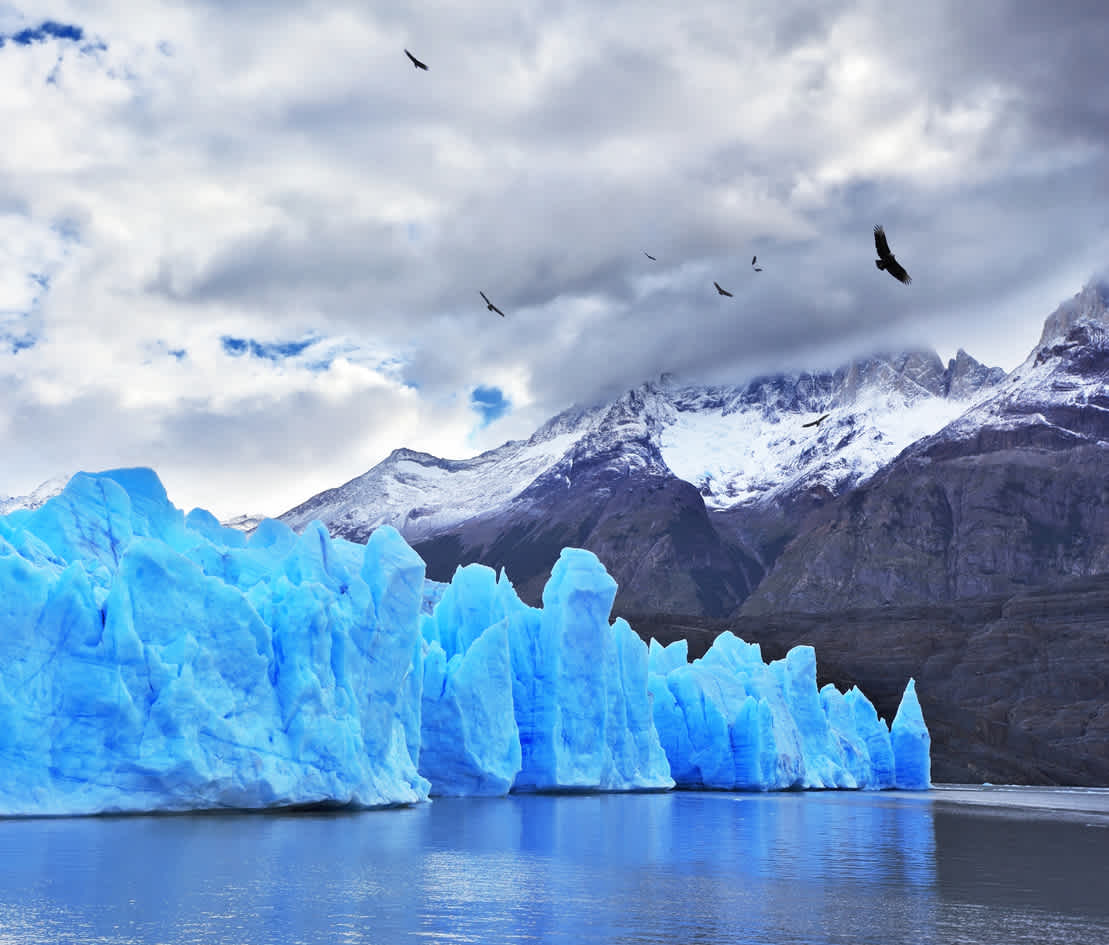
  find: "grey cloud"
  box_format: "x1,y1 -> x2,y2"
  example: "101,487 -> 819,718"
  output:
4,0 -> 1109,510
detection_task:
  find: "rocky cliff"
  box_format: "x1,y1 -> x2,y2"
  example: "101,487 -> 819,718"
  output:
743,279 -> 1109,614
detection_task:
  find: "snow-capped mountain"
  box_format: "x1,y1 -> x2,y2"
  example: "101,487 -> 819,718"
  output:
745,277 -> 1109,614
280,424 -> 598,544
280,347 -> 1003,614
926,279 -> 1109,451
0,474 -> 70,515
220,513 -> 268,534
283,350 -> 1002,539
658,349 -> 1003,509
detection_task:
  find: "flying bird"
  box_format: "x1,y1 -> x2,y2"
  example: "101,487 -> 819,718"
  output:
644,252 -> 657,261
714,281 -> 733,297
873,225 -> 911,284
751,255 -> 763,272
404,49 -> 429,70
479,290 -> 505,317
802,413 -> 830,428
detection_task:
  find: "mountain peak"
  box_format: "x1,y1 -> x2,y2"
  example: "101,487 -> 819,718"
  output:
1036,277 -> 1109,350
946,349 -> 1007,399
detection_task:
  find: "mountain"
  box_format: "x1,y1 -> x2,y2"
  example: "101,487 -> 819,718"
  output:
280,348 -> 1004,615
0,474 -> 70,515
743,278 -> 1109,614
220,513 -> 267,534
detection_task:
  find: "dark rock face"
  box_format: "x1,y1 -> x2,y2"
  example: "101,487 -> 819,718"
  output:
627,573 -> 1109,786
946,348 -> 1007,399
414,430 -> 764,616
741,442 -> 1109,614
744,295 -> 1109,615
279,347 -> 1005,618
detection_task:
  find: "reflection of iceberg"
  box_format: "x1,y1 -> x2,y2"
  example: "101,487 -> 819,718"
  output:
0,468 -> 929,815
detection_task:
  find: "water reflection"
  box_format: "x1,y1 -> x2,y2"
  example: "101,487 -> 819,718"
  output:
0,790 -> 1105,944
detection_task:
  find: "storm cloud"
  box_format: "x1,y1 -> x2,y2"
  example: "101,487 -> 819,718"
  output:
1,0 -> 1107,516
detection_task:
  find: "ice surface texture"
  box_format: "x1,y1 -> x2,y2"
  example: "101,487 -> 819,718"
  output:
420,552 -> 673,795
0,469 -> 928,815
0,469 -> 430,815
648,635 -> 930,790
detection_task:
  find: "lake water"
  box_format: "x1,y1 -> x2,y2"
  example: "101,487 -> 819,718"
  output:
1,786 -> 1107,944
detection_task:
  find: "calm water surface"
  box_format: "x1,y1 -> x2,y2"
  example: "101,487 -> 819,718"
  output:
1,787 -> 1108,944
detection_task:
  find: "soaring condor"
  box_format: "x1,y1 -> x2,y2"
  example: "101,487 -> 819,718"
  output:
479,290 -> 506,317
874,225 -> 911,284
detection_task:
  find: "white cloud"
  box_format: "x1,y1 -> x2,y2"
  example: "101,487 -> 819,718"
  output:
1,0 -> 1107,515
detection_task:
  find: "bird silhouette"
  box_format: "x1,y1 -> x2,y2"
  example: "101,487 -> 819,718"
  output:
802,413 -> 830,428
479,290 -> 505,317
873,225 -> 911,284
644,252 -> 657,261
751,255 -> 763,272
404,49 -> 429,70
714,281 -> 733,297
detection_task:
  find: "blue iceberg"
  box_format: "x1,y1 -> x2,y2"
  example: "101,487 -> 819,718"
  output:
0,468 -> 929,816
0,469 -> 429,815
418,553 -> 673,795
647,632 -> 929,790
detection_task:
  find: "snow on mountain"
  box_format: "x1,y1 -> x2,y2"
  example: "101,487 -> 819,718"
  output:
659,368 -> 992,510
281,425 -> 598,543
220,513 -> 267,534
280,348 -> 1004,539
924,278 -> 1109,447
0,474 -> 70,515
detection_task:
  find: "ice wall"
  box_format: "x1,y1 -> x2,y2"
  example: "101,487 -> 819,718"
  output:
418,553 -> 674,795
648,631 -> 927,790
0,468 -> 929,815
0,469 -> 429,815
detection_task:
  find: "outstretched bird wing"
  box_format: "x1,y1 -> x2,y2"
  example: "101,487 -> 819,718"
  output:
405,49 -> 428,70
714,281 -> 733,297
752,255 -> 757,266
873,225 -> 892,260
874,225 -> 912,284
644,252 -> 657,260
885,257 -> 911,284
802,413 -> 830,428
479,291 -> 505,317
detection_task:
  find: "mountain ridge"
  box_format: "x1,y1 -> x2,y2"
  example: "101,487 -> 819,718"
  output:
277,343 -> 1005,614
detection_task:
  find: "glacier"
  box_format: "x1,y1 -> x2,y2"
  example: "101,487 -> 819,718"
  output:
0,468 -> 929,816
646,635 -> 928,791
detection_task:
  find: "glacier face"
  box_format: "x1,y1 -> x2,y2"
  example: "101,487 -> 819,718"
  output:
646,635 -> 930,791
0,469 -> 929,815
0,468 -> 431,815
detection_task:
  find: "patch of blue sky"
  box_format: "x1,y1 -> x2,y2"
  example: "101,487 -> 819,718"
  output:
471,385 -> 510,426
50,218 -> 81,244
1,20 -> 83,48
220,335 -> 318,361
1,328 -> 36,354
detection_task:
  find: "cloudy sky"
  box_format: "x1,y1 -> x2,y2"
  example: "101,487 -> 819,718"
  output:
2,1 -> 1108,518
